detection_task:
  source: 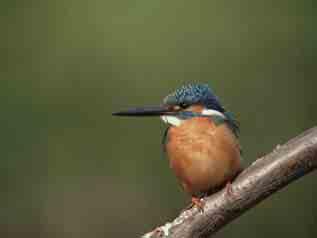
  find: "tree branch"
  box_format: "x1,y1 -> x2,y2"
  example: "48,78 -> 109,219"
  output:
142,127 -> 317,238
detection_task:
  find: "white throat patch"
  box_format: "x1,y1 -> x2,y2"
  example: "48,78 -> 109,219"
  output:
201,109 -> 225,118
160,108 -> 225,127
160,115 -> 183,127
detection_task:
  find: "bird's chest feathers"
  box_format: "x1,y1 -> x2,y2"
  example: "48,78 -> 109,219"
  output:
164,117 -> 241,195
166,117 -> 221,161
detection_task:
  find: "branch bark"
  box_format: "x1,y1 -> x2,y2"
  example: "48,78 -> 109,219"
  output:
142,127 -> 317,238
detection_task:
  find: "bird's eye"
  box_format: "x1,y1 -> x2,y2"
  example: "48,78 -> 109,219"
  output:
179,102 -> 189,109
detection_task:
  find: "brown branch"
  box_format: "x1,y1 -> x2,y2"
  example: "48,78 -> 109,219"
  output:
142,127 -> 317,238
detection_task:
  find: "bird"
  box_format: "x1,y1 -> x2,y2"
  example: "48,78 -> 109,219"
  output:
112,84 -> 242,210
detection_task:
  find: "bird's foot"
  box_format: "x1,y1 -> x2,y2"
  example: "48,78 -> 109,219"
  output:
191,196 -> 205,213
225,181 -> 234,197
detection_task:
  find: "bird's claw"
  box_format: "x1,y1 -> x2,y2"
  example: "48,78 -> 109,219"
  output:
225,181 -> 234,197
191,197 -> 205,213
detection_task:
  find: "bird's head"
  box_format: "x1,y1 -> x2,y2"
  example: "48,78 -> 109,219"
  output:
113,84 -> 232,128
160,84 -> 226,126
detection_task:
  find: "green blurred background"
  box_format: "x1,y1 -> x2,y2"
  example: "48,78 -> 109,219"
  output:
1,1 -> 316,237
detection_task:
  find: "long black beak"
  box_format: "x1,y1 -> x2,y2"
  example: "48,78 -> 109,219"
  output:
112,106 -> 174,117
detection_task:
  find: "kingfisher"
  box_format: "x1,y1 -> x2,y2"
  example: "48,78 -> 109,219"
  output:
113,84 -> 242,209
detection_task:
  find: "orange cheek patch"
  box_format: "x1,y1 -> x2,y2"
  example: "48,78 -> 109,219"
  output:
185,105 -> 204,113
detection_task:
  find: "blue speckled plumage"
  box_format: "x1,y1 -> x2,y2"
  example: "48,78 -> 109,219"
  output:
164,84 -> 224,112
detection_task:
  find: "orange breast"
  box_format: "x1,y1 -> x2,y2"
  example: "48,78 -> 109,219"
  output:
165,117 -> 241,196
